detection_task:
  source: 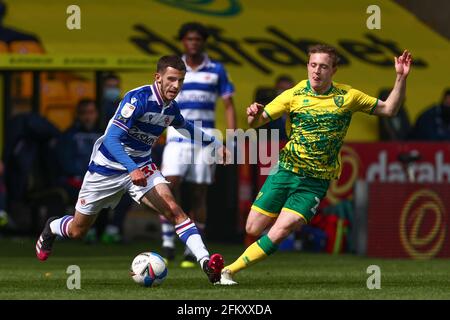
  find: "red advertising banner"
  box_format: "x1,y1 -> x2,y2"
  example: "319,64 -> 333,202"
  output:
367,183 -> 449,259
244,142 -> 450,257
324,142 -> 450,206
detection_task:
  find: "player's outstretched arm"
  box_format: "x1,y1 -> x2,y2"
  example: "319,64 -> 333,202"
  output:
373,50 -> 412,117
247,102 -> 271,128
173,121 -> 231,164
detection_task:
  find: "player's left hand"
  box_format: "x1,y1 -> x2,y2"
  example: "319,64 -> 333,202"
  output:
395,50 -> 412,77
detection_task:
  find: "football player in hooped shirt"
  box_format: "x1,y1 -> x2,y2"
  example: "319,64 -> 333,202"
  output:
160,22 -> 236,267
35,55 -> 226,284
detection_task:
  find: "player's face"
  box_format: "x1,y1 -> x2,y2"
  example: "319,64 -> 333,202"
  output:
155,67 -> 185,102
181,31 -> 205,56
307,53 -> 336,94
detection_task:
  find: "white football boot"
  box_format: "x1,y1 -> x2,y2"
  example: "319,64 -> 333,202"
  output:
216,268 -> 238,286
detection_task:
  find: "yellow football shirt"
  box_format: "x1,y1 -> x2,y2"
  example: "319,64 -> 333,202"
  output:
264,80 -> 378,180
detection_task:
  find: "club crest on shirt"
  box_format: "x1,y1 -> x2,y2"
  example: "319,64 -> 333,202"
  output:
164,116 -> 171,126
333,95 -> 344,108
121,103 -> 136,118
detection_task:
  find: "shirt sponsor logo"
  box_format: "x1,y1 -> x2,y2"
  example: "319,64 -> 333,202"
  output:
128,127 -> 156,146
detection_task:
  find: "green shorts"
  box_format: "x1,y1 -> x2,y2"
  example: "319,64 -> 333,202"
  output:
252,167 -> 330,223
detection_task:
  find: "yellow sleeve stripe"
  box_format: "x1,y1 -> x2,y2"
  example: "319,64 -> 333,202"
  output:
263,109 -> 273,121
369,98 -> 379,115
281,207 -> 308,223
251,205 -> 278,218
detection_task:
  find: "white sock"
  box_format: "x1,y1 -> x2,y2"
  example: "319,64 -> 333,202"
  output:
160,215 -> 175,248
175,218 -> 209,262
50,215 -> 73,238
184,222 -> 205,256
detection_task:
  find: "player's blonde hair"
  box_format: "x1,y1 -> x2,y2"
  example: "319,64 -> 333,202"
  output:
308,44 -> 340,67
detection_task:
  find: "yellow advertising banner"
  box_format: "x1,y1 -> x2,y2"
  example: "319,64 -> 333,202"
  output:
2,0 -> 449,141
0,55 -> 158,70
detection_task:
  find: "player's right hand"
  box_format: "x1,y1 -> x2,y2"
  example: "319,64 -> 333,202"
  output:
246,102 -> 265,117
130,169 -> 147,187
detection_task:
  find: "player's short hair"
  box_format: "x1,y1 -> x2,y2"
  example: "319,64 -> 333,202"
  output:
308,44 -> 340,67
178,22 -> 209,41
156,55 -> 186,73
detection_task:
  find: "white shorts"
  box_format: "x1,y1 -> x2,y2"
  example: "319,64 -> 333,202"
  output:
161,142 -> 216,185
75,163 -> 169,215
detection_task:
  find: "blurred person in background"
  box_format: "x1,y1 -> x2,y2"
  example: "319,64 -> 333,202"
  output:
254,75 -> 295,142
101,72 -> 122,129
0,161 -> 8,229
57,99 -> 102,201
160,22 -> 236,267
409,88 -> 450,141
377,87 -> 411,141
4,111 -> 60,234
56,99 -> 109,242
99,73 -> 134,243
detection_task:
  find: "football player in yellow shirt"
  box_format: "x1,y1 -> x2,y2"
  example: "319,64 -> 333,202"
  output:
219,44 -> 412,285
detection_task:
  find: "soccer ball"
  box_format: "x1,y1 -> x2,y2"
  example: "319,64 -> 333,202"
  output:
130,252 -> 168,287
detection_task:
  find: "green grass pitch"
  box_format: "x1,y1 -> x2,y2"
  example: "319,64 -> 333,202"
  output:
0,238 -> 449,300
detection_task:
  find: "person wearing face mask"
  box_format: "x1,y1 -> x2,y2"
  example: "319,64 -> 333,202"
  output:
99,73 -> 136,244
101,73 -> 122,130
410,89 -> 450,141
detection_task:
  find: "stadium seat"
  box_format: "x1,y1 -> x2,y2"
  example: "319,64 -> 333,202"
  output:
0,41 -> 8,53
40,80 -> 70,105
43,104 -> 75,131
9,40 -> 45,54
68,80 -> 96,102
11,72 -> 34,98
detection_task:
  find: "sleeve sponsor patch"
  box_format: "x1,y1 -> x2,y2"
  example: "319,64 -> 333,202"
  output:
121,103 -> 136,118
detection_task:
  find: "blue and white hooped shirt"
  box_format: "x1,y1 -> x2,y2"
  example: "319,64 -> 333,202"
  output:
166,54 -> 234,143
88,82 -> 185,175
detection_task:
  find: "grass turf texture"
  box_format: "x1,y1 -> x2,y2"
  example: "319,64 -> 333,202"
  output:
0,238 -> 449,300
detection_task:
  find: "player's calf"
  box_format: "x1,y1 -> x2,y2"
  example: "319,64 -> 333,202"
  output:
67,225 -> 90,239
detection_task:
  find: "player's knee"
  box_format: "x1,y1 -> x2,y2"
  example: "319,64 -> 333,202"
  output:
246,223 -> 262,237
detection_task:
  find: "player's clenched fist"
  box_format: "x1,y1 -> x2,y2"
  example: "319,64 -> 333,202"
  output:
130,168 -> 147,187
246,102 -> 265,117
